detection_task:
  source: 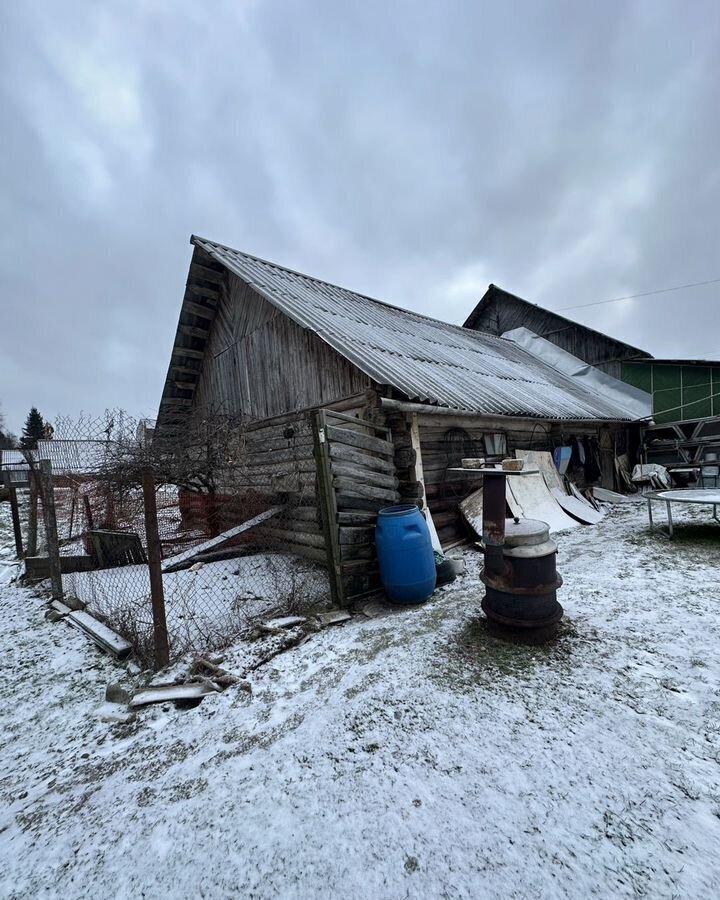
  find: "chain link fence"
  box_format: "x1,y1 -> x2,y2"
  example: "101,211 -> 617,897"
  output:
5,410 -> 331,666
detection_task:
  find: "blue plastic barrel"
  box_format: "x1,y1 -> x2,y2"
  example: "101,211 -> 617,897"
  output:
375,504 -> 437,604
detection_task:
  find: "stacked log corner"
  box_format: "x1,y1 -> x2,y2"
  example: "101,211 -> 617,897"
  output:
314,409 -> 400,605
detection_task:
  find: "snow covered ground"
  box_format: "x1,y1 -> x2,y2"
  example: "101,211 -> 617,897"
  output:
1,499 -> 720,898
63,553 -> 331,660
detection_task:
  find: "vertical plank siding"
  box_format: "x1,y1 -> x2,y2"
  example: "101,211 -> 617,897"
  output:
466,290 -> 651,378
193,272 -> 372,420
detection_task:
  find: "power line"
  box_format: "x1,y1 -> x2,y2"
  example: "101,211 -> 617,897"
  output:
556,276 -> 720,311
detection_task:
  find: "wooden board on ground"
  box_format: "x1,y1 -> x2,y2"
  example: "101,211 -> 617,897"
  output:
50,599 -> 73,616
129,682 -> 218,708
593,487 -> 634,503
67,610 -> 133,658
162,507 -> 281,572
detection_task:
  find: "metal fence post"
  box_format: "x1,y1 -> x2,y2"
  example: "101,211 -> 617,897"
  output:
141,467 -> 170,669
38,460 -> 63,601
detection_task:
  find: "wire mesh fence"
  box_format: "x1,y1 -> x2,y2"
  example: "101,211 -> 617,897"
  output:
7,410 -> 332,666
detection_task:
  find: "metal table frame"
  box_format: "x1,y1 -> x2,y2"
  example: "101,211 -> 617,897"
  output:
646,489 -> 720,539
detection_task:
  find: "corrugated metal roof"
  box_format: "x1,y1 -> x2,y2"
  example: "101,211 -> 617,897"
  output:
1,450 -> 33,467
1,442 -> 111,475
36,440 -> 111,474
191,236 -> 641,421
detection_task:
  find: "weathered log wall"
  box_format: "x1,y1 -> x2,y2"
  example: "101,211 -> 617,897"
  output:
313,408 -> 399,604
414,413 -> 623,547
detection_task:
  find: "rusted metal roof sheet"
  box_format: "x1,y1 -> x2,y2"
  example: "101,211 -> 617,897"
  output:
191,236 -> 640,421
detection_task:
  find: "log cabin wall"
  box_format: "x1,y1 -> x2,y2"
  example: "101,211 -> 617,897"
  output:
192,272 -> 372,420
178,409 -> 326,562
410,413 -> 624,548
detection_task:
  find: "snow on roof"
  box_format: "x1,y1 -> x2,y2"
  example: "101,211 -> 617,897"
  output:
0,450 -> 33,467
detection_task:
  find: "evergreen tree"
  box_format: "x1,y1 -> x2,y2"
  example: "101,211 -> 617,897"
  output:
20,407 -> 46,450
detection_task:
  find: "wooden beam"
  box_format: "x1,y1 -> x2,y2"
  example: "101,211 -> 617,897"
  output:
312,409 -> 345,607
339,526 -> 374,545
409,413 -> 441,552
332,461 -> 398,490
171,347 -> 205,360
8,486 -> 23,558
142,468 -> 170,670
329,442 -> 395,474
68,611 -> 133,659
333,477 -> 399,503
188,262 -> 226,282
168,364 -> 203,376
181,300 -> 217,319
162,507 -> 282,572
185,284 -> 220,301
178,323 -> 210,339
38,460 -> 63,601
325,425 -> 394,457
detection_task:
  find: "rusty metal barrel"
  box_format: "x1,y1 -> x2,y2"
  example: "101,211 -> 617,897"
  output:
481,518 -> 563,630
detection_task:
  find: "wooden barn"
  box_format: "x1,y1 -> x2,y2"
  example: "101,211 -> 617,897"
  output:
464,284 -> 651,379
157,237 -> 644,605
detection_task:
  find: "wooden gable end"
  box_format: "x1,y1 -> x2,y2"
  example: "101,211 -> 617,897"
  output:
192,271 -> 373,420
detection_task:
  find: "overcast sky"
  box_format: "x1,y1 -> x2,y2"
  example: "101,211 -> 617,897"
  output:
2,0 -> 719,433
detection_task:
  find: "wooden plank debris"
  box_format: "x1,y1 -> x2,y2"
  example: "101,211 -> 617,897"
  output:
129,682 -> 218,708
316,609 -> 352,626
50,600 -> 73,616
67,610 -> 133,659
258,616 -> 307,634
161,507 -> 281,572
593,487 -> 633,503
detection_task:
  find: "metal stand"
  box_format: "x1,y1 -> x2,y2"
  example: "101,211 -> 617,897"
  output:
466,467 -> 564,634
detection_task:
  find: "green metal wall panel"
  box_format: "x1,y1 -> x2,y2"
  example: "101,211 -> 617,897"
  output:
654,387 -> 682,423
682,365 -> 711,387
621,362 -> 652,393
622,361 -> 720,423
653,365 -> 681,391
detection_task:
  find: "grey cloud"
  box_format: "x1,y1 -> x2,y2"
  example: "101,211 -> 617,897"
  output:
2,0 -> 719,431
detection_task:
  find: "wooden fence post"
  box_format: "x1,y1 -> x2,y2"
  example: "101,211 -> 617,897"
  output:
27,481 -> 38,557
38,460 -> 63,601
141,467 -> 170,669
6,480 -> 24,559
312,409 -> 345,607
